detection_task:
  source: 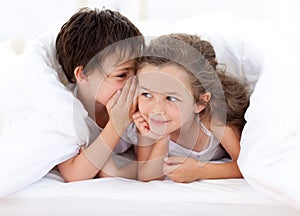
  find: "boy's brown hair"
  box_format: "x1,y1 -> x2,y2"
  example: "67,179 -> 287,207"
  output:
56,7 -> 144,83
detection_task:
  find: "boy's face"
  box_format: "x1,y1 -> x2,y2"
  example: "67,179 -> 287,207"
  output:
95,59 -> 136,106
137,64 -> 198,137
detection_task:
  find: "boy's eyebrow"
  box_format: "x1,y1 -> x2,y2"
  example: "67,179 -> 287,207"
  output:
139,86 -> 184,97
117,65 -> 134,70
119,67 -> 133,71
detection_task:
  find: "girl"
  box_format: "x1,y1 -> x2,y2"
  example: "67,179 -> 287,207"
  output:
133,33 -> 249,182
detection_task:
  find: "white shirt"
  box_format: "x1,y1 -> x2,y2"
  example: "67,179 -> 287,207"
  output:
169,122 -> 227,161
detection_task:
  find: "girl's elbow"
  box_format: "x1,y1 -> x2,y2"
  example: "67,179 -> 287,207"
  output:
138,172 -> 164,182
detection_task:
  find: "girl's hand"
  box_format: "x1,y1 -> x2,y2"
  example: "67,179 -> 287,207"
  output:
133,111 -> 166,142
132,111 -> 150,136
106,77 -> 138,136
163,156 -> 203,183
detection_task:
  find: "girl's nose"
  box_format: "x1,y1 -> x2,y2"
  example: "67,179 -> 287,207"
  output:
151,100 -> 165,114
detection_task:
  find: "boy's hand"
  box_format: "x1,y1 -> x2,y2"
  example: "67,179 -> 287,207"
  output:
106,76 -> 138,136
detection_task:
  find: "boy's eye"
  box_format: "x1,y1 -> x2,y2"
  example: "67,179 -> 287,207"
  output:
141,92 -> 152,98
166,96 -> 179,102
117,73 -> 127,78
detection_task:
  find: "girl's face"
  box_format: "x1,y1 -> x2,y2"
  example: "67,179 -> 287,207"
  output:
137,64 -> 203,137
93,59 -> 136,105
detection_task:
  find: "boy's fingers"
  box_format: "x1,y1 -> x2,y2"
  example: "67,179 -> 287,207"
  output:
118,76 -> 136,104
133,82 -> 139,103
126,76 -> 137,103
107,90 -> 121,110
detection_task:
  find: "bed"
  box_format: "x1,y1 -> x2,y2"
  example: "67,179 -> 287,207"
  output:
1,12 -> 300,215
0,171 -> 299,216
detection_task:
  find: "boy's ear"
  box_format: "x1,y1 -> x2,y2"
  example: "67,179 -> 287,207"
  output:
194,92 -> 211,113
74,66 -> 89,84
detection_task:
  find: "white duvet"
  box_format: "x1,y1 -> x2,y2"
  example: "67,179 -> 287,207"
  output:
238,34 -> 300,211
0,27 -> 81,198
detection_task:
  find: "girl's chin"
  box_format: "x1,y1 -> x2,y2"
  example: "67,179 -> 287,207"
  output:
148,129 -> 168,140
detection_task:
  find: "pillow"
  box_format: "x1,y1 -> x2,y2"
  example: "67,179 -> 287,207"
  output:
238,33 -> 300,211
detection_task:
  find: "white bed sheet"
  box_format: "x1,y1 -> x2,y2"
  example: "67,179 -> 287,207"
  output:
0,171 -> 298,216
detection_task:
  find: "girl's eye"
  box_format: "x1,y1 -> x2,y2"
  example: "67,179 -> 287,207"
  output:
166,96 -> 179,102
141,92 -> 152,98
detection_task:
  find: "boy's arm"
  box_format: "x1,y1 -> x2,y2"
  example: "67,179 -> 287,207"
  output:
58,77 -> 138,182
57,120 -> 123,182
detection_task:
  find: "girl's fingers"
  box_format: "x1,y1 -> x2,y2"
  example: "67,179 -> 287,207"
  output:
134,119 -> 149,134
163,163 -> 180,175
132,112 -> 141,120
164,156 -> 185,165
134,116 -> 145,124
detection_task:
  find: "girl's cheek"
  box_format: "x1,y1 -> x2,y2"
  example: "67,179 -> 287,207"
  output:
138,102 -> 146,113
138,99 -> 150,114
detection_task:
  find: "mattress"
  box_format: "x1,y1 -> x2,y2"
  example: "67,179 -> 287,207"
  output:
0,171 -> 298,216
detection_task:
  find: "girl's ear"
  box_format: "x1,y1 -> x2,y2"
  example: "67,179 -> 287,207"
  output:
74,66 -> 89,84
194,92 -> 211,113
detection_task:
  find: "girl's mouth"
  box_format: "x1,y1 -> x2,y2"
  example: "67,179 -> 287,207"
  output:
149,118 -> 168,126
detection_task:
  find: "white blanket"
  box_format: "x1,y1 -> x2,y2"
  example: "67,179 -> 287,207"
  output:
0,27 -> 81,198
238,34 -> 300,211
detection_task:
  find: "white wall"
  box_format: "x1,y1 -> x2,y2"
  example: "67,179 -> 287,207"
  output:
0,0 -> 299,41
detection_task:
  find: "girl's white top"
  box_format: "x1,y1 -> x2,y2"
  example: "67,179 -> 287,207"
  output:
169,122 -> 227,161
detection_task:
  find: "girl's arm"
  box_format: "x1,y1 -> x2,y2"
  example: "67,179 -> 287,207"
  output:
133,112 -> 169,181
137,137 -> 169,181
204,124 -> 242,178
164,125 -> 242,182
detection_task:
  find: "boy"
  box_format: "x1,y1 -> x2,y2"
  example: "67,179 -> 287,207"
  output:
0,7 -> 144,198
